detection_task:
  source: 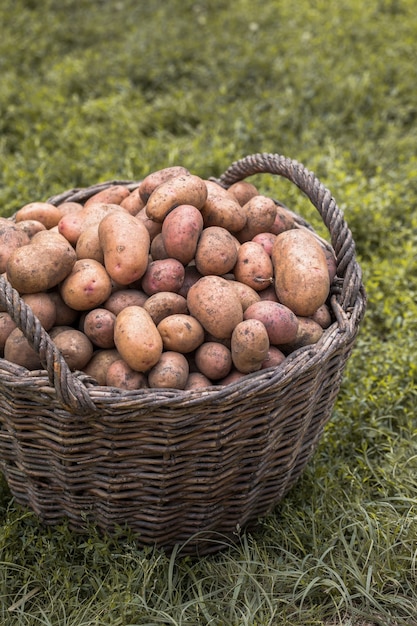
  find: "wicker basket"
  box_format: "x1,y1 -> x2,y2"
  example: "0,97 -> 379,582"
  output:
0,153 -> 366,554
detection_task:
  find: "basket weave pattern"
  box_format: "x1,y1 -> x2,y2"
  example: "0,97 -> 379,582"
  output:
0,153 -> 366,553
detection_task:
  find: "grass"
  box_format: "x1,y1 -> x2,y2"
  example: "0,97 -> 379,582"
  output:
1,0 -> 417,624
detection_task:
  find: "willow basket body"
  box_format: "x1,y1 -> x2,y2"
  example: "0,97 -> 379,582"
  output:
0,153 -> 366,554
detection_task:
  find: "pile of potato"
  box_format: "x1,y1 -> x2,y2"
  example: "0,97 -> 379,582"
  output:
0,166 -> 336,390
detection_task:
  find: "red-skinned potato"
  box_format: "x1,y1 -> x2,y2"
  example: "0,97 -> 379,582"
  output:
187,275 -> 243,339
148,351 -> 189,390
141,258 -> 185,295
83,308 -> 116,348
161,204 -> 204,265
252,232 -> 276,256
231,319 -> 270,374
99,211 -> 150,285
243,300 -> 299,345
145,174 -> 207,222
283,316 -> 324,353
178,266 -> 203,298
228,280 -> 261,312
270,204 -> 297,235
233,241 -> 273,292
114,306 -> 163,372
194,341 -> 232,380
311,303 -> 332,329
272,229 -> 330,316
195,226 -> 238,276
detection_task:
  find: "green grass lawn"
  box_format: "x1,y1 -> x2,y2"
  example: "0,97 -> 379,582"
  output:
1,0 -> 417,624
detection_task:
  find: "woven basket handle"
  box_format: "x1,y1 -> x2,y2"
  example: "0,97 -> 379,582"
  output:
214,153 -> 363,311
0,275 -> 95,415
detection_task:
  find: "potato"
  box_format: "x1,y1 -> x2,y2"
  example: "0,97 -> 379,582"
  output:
227,181 -> 259,206
82,348 -> 121,385
114,306 -> 163,372
83,308 -> 116,348
98,210 -> 150,285
22,292 -> 57,330
150,232 -> 169,260
217,368 -> 248,385
75,224 -> 104,263
161,204 -> 204,265
145,174 -> 207,222
15,202 -> 62,230
270,204 -> 297,235
178,266 -> 203,298
103,288 -> 148,315
141,258 -> 185,295
148,351 -> 189,390
187,275 -> 243,339
47,291 -> 79,326
60,259 -> 112,311
106,359 -> 148,390
243,300 -> 299,345
157,313 -> 204,353
143,291 -> 188,325
6,232 -> 77,294
4,328 -> 42,370
258,285 -> 279,302
139,166 -> 190,203
194,341 -> 232,380
231,319 -> 270,374
261,346 -> 286,369
284,317 -> 324,352
323,245 -> 337,283
311,303 -> 332,329
14,220 -> 46,239
52,329 -> 94,371
48,325 -> 74,339
136,206 -> 163,240
0,224 -> 30,273
233,241 -> 273,292
120,186 -> 146,215
58,202 -> 125,245
228,280 -> 261,312
272,229 -> 330,316
194,226 -> 238,276
200,180 -> 247,232
56,201 -> 84,217
184,371 -> 212,390
235,195 -> 277,243
83,184 -> 130,208
0,312 -> 17,353
252,232 -> 276,256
